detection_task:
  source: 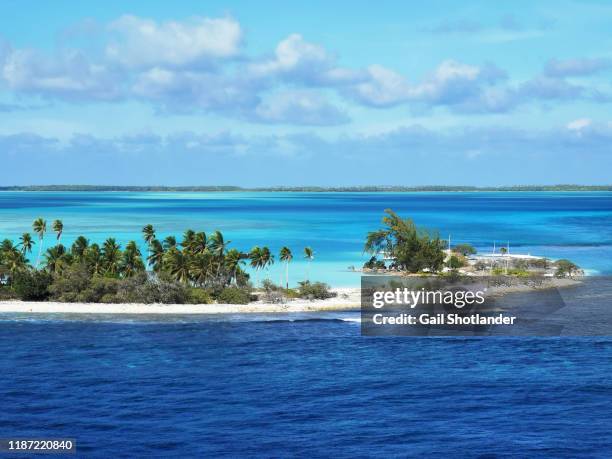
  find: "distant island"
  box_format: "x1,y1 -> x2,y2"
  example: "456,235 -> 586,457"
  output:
1,185 -> 612,192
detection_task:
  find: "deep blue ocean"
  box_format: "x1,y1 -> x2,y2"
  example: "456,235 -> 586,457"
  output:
1,316 -> 611,457
1,192 -> 612,457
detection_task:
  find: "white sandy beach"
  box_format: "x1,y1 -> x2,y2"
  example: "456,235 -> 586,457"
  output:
0,288 -> 362,314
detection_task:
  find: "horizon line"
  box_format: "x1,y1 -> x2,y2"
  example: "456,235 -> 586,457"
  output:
2,184 -> 612,192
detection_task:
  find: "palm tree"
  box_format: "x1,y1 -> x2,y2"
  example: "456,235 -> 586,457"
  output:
52,219 -> 64,243
190,252 -> 214,287
163,235 -> 177,251
122,241 -> 145,277
261,246 -> 274,281
32,218 -> 47,268
225,249 -> 246,286
102,238 -> 122,276
86,243 -> 104,276
304,247 -> 314,281
147,239 -> 165,273
3,248 -> 26,278
279,247 -> 293,290
209,230 -> 230,277
181,229 -> 196,253
44,244 -> 67,274
164,248 -> 190,283
71,236 -> 89,261
142,224 -> 156,270
249,246 -> 264,286
18,233 -> 34,257
192,232 -> 208,255
142,224 -> 156,245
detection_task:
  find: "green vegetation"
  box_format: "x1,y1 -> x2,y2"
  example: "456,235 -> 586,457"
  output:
447,255 -> 467,270
363,256 -> 386,270
452,243 -> 477,256
555,259 -> 580,278
365,209 -> 446,273
296,281 -> 337,300
0,218 -> 319,305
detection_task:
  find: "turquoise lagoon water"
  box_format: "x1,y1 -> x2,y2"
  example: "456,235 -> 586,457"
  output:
1,191 -> 612,285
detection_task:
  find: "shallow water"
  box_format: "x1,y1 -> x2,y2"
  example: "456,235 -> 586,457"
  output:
1,191 -> 612,285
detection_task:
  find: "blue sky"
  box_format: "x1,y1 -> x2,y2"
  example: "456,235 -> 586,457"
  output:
1,0 -> 612,186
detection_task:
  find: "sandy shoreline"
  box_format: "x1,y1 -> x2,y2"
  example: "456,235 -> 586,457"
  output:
0,288 -> 362,315
0,278 -> 583,315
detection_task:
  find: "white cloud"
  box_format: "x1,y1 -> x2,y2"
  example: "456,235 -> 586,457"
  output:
348,60 -> 506,108
248,34 -> 365,86
106,15 -> 243,68
544,58 -> 611,77
567,118 -> 592,130
249,34 -> 331,77
2,48 -> 119,100
253,90 -> 349,125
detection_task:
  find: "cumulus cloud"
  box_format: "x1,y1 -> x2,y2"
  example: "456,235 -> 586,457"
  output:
0,14 -> 611,124
106,15 -> 243,68
248,34 -> 365,86
544,58 -> 611,77
519,76 -> 584,100
131,67 -> 260,113
347,60 -> 506,110
252,90 -> 349,125
2,48 -> 120,100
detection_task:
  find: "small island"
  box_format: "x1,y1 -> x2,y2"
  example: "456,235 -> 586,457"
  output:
0,210 -> 582,314
361,209 -> 583,295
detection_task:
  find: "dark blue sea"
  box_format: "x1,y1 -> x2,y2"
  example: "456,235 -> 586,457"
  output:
0,313 -> 611,458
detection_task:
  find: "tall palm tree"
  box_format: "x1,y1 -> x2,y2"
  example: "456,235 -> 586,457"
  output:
181,229 -> 196,253
102,238 -> 122,276
71,236 -> 89,261
279,247 -> 293,290
142,224 -> 156,270
142,224 -> 156,245
52,219 -> 64,243
163,235 -> 177,251
32,218 -> 47,268
209,230 -> 230,274
3,248 -> 26,278
249,246 -> 264,286
190,252 -> 214,287
225,249 -> 246,286
260,246 -> 274,281
164,248 -> 190,283
304,246 -> 314,281
18,233 -> 34,257
44,244 -> 67,274
86,243 -> 104,276
122,241 -> 145,277
192,232 -> 208,255
147,239 -> 165,273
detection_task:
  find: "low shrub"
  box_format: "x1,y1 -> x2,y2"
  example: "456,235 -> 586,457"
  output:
13,270 -> 53,301
48,264 -> 92,302
447,255 -> 466,270
297,281 -> 337,300
217,286 -> 251,304
187,288 -> 214,304
0,286 -> 18,300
